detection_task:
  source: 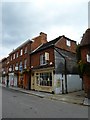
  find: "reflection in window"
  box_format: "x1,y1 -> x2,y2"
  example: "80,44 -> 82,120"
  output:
35,72 -> 52,86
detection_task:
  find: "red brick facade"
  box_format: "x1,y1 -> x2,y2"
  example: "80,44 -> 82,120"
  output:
80,28 -> 90,98
31,47 -> 55,68
55,36 -> 76,53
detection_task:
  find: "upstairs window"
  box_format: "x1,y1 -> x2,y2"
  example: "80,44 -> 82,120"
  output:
13,54 -> 15,59
16,52 -> 18,58
87,54 -> 90,63
24,59 -> 27,69
40,52 -> 49,65
24,47 -> 27,54
66,40 -> 71,47
19,61 -> 23,71
11,56 -> 12,61
20,49 -> 23,56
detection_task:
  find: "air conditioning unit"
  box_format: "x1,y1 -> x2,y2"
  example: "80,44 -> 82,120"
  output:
45,52 -> 49,60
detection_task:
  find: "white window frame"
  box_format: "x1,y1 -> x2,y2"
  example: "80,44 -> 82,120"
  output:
40,54 -> 47,65
24,59 -> 27,69
24,47 -> 27,54
13,54 -> 15,59
20,49 -> 23,56
87,54 -> 90,63
11,56 -> 12,61
66,40 -> 71,47
35,72 -> 52,86
16,52 -> 18,58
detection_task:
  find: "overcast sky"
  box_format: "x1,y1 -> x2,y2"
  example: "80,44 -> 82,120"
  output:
0,0 -> 89,59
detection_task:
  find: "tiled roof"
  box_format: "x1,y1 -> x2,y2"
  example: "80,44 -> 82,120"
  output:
80,28 -> 90,46
30,35 -> 76,54
31,36 -> 63,54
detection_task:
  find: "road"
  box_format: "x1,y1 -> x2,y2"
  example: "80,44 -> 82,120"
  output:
2,87 -> 88,118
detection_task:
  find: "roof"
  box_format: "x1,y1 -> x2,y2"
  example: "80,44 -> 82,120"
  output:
9,39 -> 32,55
30,35 -> 76,54
30,36 -> 62,54
80,28 -> 90,46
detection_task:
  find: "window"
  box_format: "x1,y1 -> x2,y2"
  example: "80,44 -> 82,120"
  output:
87,54 -> 90,63
12,65 -> 14,71
11,56 -> 12,61
24,47 -> 27,54
16,52 -> 18,58
20,49 -> 23,56
35,72 -> 52,86
66,40 -> 71,47
24,59 -> 27,69
13,54 -> 15,59
16,63 -> 18,67
15,63 -> 18,70
19,61 -> 23,71
40,53 -> 47,65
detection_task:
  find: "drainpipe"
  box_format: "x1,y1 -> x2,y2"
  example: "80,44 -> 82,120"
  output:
54,46 -> 68,94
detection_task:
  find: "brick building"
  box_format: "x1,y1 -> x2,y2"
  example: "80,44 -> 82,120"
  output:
7,32 -> 47,89
1,57 -> 8,85
80,28 -> 90,98
30,35 -> 82,93
1,32 -> 82,93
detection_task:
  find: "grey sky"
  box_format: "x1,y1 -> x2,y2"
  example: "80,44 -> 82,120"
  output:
0,0 -> 89,59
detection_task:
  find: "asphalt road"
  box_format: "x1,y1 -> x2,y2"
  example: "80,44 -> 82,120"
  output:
2,87 -> 88,118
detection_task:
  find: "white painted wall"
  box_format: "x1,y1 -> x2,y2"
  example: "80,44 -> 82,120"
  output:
54,74 -> 82,94
67,75 -> 82,92
14,75 -> 17,87
54,74 -> 65,94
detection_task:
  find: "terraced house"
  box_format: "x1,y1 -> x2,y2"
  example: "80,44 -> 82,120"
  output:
6,32 -> 47,89
1,32 -> 82,94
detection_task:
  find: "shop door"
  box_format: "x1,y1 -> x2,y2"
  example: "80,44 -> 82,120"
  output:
31,74 -> 35,90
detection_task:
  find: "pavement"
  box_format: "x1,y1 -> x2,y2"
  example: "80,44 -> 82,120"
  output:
1,84 -> 90,106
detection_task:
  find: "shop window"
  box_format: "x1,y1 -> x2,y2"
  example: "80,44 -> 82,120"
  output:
35,72 -> 52,86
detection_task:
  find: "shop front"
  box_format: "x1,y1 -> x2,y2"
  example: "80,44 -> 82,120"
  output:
31,68 -> 54,93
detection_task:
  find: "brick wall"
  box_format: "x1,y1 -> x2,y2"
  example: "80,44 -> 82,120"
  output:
55,36 -> 76,53
31,32 -> 47,51
31,47 -> 55,68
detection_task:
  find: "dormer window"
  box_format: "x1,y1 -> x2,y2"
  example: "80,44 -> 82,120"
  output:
66,40 -> 71,47
87,54 -> 90,63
